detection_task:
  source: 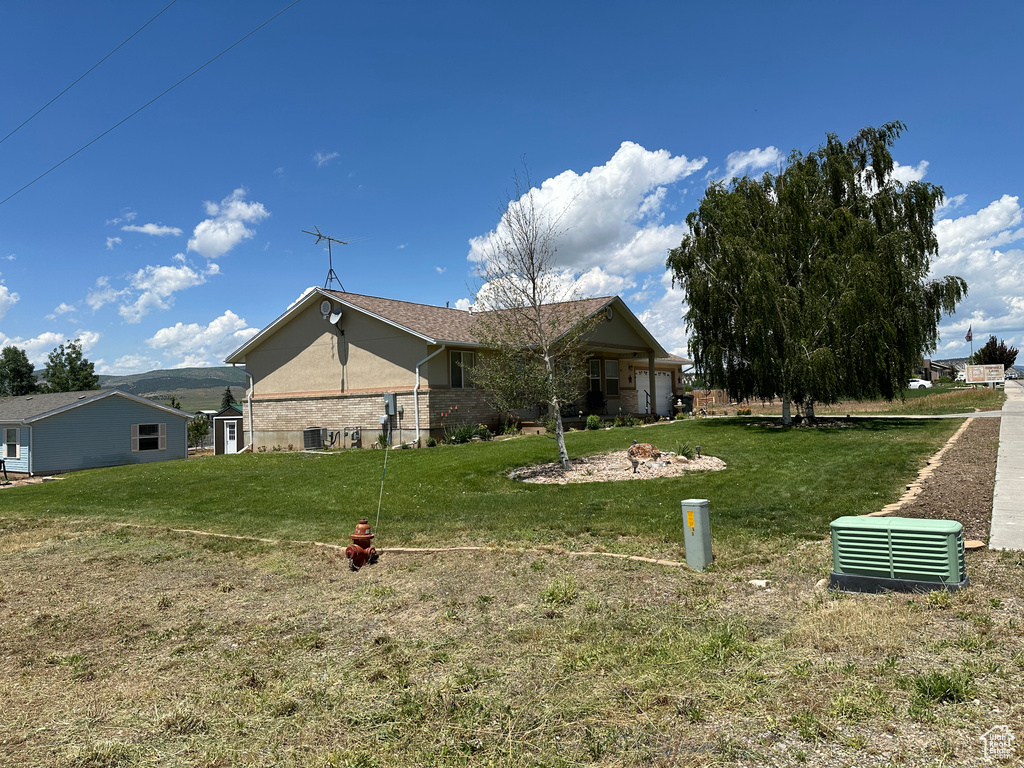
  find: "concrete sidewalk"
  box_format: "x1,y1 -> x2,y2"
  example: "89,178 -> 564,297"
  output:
991,380 -> 1024,550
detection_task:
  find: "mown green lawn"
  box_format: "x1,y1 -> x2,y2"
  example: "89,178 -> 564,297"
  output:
5,418 -> 960,565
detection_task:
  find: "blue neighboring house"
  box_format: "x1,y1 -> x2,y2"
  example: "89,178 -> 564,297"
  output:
0,390 -> 190,476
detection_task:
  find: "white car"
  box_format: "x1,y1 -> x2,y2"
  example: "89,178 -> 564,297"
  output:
907,378 -> 933,389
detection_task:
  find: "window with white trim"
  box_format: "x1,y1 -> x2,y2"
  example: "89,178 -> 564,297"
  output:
131,423 -> 166,452
450,351 -> 475,389
589,359 -> 602,392
605,360 -> 620,397
3,427 -> 19,459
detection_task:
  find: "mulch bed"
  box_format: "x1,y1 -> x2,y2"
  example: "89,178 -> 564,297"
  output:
508,450 -> 726,484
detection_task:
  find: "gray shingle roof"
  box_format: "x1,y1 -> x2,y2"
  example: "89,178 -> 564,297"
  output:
323,290 -> 614,344
0,390 -> 189,423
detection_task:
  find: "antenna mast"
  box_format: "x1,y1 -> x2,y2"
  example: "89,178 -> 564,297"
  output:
302,226 -> 348,290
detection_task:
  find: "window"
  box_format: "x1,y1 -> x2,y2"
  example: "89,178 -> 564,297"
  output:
590,359 -> 602,392
450,351 -> 475,389
131,423 -> 166,452
3,427 -> 19,459
605,360 -> 620,397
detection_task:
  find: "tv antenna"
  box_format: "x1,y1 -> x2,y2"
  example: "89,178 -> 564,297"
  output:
302,226 -> 347,290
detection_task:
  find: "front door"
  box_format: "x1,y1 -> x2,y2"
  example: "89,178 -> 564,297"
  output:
225,421 -> 238,454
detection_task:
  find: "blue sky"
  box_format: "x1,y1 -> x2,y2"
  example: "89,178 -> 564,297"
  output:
1,0 -> 1021,374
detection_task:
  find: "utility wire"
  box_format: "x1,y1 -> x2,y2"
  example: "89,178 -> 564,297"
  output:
0,0 -> 302,208
0,0 -> 180,147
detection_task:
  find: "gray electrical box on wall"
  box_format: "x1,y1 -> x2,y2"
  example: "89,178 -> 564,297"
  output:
681,498 -> 713,571
382,393 -> 397,415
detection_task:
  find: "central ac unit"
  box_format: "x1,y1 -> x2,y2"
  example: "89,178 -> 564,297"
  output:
829,515 -> 968,593
303,426 -> 327,450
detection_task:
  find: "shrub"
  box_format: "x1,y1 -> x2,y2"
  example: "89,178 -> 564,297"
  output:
586,414 -> 601,430
476,424 -> 493,440
443,422 -> 477,444
544,418 -> 557,434
425,436 -> 437,447
675,412 -> 688,420
614,412 -> 642,428
499,415 -> 522,435
737,407 -> 752,416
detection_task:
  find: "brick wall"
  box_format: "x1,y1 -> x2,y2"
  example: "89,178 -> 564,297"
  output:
246,387 -> 501,450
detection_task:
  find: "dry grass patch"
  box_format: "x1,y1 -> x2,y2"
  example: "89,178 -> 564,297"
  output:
1,519 -> 1021,767
786,596 -> 917,656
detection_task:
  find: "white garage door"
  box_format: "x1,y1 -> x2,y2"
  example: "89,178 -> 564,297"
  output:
636,370 -> 674,416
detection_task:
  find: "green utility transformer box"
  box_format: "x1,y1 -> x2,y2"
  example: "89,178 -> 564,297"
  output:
681,499 -> 713,571
829,515 -> 968,593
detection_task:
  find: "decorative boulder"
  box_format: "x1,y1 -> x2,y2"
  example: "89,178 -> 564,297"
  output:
627,442 -> 661,460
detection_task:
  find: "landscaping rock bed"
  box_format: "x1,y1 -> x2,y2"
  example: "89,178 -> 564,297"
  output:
508,449 -> 726,484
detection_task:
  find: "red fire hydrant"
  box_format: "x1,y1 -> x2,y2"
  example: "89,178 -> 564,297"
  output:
345,518 -> 378,570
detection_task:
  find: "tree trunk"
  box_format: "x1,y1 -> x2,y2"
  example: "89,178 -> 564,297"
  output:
552,405 -> 571,470
804,398 -> 816,425
781,393 -> 792,425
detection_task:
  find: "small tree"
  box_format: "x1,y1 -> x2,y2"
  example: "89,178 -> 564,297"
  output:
973,335 -> 1018,369
168,395 -> 183,410
221,387 -> 237,410
43,339 -> 99,393
188,414 -> 210,449
0,346 -> 38,396
468,167 -> 600,469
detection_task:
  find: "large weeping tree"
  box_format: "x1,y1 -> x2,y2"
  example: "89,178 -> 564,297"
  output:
468,168 -> 600,469
668,122 -> 967,424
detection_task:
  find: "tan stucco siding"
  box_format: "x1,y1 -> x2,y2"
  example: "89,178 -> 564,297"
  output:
586,311 -> 652,351
247,305 -> 429,396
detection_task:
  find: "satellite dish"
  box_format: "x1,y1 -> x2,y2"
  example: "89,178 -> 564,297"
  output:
329,309 -> 343,324
319,299 -> 333,318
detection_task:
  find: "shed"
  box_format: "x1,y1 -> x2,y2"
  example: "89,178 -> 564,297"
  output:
213,404 -> 244,454
0,390 -> 190,475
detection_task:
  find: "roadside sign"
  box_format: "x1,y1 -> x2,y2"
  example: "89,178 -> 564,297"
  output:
965,364 -> 1004,384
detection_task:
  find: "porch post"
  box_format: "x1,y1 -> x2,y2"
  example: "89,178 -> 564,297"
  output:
648,353 -> 657,415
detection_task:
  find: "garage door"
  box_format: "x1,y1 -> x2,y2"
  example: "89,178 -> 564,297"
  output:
635,370 -> 674,416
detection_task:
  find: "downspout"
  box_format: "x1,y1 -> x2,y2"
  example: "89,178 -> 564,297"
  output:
414,345 -> 446,445
233,364 -> 255,452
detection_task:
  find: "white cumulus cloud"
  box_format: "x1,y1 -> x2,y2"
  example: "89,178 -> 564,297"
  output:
122,223 -> 183,236
468,142 -> 706,281
106,237 -> 122,250
187,188 -> 269,259
0,283 -> 19,319
0,331 -> 66,366
933,194 -> 1024,352
45,302 -> 77,321
100,354 -> 163,375
118,261 -> 218,323
146,310 -> 260,365
723,146 -> 783,180
86,276 -> 122,311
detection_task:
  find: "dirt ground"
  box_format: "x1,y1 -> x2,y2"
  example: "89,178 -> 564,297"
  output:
893,416 -> 1000,542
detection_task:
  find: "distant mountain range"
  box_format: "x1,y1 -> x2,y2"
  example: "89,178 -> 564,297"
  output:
98,366 -> 248,412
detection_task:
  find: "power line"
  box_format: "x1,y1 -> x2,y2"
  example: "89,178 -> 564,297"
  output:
0,0 -> 303,208
0,0 -> 180,147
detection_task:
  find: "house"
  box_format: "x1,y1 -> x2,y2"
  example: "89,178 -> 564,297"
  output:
224,288 -> 680,450
917,358 -> 957,383
212,404 -> 244,455
0,389 -> 190,476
